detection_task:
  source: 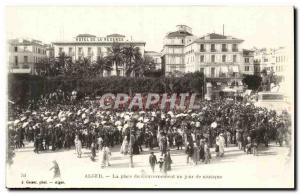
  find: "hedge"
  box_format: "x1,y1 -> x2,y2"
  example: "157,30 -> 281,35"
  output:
8,72 -> 205,105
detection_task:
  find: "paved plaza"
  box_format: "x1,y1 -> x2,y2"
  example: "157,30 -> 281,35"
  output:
7,142 -> 293,188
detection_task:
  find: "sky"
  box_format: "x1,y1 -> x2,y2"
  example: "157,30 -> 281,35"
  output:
6,6 -> 294,52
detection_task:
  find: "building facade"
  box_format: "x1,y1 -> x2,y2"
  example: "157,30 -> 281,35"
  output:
161,25 -> 196,76
254,47 -> 289,77
52,34 -> 146,76
274,47 -> 289,77
253,48 -> 275,74
144,51 -> 162,70
241,49 -> 255,75
8,38 -> 48,74
184,33 -> 244,79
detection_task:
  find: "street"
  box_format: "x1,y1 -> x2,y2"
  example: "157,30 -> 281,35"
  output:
7,142 -> 294,188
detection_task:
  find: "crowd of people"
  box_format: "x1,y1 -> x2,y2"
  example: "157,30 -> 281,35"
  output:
8,90 -> 291,172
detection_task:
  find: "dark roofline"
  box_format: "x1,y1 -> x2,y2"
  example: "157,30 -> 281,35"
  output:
76,34 -> 96,37
106,34 -> 125,37
166,30 -> 193,38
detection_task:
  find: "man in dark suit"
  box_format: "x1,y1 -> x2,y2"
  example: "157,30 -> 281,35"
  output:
149,152 -> 157,172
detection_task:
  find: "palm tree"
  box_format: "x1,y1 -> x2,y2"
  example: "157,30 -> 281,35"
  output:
93,55 -> 112,77
56,52 -> 72,76
107,43 -> 124,76
122,45 -> 143,77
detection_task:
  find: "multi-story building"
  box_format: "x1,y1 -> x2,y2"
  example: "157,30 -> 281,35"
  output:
144,51 -> 162,70
8,38 -> 48,74
52,33 -> 146,76
161,25 -> 196,76
184,33 -> 244,79
45,44 -> 55,59
254,47 -> 289,77
241,49 -> 255,75
274,47 -> 289,77
253,48 -> 275,73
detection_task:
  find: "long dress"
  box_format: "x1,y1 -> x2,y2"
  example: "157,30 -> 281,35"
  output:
218,136 -> 225,156
192,146 -> 200,164
199,140 -> 205,161
74,139 -> 82,157
120,137 -> 129,155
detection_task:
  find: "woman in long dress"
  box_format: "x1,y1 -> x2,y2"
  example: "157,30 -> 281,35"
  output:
218,133 -> 225,157
120,135 -> 129,155
192,142 -> 200,165
74,135 -> 82,158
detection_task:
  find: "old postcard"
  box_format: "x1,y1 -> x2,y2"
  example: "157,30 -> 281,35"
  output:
5,6 -> 294,189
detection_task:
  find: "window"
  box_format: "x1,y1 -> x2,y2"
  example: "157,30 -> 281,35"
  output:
222,44 -> 227,52
14,47 -> 18,52
200,44 -> 205,52
222,55 -> 226,62
245,66 -> 249,71
233,55 -> 237,63
211,67 -> 215,77
200,68 -> 204,73
88,47 -> 92,55
69,47 -> 73,55
211,44 -> 216,52
232,44 -> 238,51
78,47 -> 82,54
211,55 -> 215,63
245,58 -> 250,63
14,56 -> 18,66
24,56 -> 28,63
264,58 -> 268,62
59,47 -> 63,54
200,55 -> 204,62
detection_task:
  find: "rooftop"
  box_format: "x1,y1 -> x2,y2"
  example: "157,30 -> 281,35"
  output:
166,30 -> 193,38
76,34 -> 96,37
199,33 -> 236,40
106,34 -> 125,38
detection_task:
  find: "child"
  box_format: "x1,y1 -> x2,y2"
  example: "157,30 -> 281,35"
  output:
157,156 -> 164,172
149,152 -> 157,172
49,160 -> 61,179
204,140 -> 211,164
90,142 -> 96,161
246,136 -> 252,154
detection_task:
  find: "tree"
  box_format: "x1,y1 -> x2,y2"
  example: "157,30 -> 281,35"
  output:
93,55 -> 112,77
242,74 -> 262,91
56,52 -> 72,75
107,43 -> 124,76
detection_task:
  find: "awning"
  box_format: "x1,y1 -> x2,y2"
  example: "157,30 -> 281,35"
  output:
221,66 -> 229,73
223,87 -> 237,92
231,66 -> 239,73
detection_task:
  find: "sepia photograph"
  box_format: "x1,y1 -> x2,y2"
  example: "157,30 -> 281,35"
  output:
5,6 -> 295,189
